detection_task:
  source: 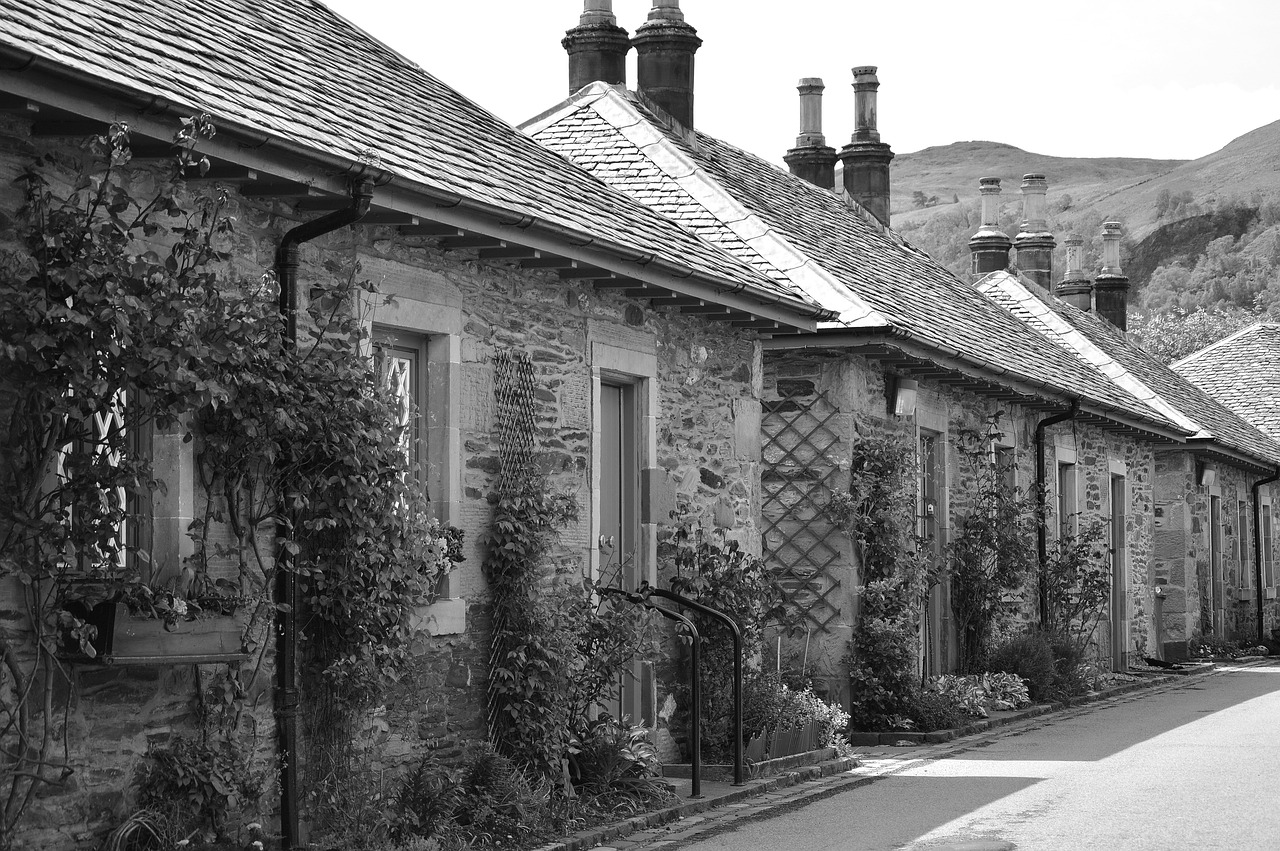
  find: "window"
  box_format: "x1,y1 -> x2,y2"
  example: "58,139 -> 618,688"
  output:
1057,461 -> 1078,538
994,444 -> 1016,493
373,329 -> 427,490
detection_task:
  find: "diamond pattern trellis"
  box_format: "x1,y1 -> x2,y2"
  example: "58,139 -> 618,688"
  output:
761,381 -> 846,633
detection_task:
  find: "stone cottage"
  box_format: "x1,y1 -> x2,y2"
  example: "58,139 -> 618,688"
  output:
970,181 -> 1280,660
0,0 -> 832,846
1171,323 -> 1280,643
526,0 -> 1219,697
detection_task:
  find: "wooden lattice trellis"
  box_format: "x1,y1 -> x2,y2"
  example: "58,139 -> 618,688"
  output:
762,382 -> 846,633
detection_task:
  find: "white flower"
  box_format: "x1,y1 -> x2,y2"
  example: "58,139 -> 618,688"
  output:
172,598 -> 189,616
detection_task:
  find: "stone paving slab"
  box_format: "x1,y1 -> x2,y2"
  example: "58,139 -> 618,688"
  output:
534,662 -> 1239,851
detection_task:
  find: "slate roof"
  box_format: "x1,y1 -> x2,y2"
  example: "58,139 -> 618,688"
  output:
0,0 -> 817,315
1173,324 -> 1280,445
523,84 -> 1179,430
979,273 -> 1280,467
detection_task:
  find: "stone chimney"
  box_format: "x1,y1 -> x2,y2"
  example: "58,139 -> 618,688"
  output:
784,78 -> 838,190
968,177 -> 1013,278
839,66 -> 895,226
1094,222 -> 1130,330
1055,235 -> 1093,311
633,1 -> 702,130
1014,174 -> 1055,289
563,1 -> 631,93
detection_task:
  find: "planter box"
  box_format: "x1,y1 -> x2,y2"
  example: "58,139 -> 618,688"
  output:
64,601 -> 246,665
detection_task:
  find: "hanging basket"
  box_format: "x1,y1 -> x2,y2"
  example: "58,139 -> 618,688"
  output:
61,600 -> 247,665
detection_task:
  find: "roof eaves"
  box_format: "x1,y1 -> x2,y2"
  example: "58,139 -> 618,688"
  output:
767,328 -> 1192,441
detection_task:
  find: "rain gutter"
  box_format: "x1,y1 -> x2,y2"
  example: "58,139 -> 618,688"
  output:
273,178 -> 374,851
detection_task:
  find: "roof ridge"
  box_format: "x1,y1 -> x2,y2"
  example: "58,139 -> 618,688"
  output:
1172,320 -> 1280,369
977,272 -> 1202,435
540,83 -> 888,329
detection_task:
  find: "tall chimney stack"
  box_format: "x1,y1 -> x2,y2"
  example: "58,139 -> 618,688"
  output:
1014,174 -> 1055,289
784,78 -> 838,190
1094,222 -> 1130,330
563,1 -> 631,93
1055,235 -> 1093,311
839,66 -> 895,226
633,1 -> 702,130
968,177 -> 1013,278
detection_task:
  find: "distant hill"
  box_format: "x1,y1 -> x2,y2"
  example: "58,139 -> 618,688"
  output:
889,140 -> 1185,231
886,122 -> 1280,305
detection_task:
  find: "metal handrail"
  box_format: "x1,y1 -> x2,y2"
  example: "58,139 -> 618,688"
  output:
640,582 -> 745,787
598,586 -> 703,798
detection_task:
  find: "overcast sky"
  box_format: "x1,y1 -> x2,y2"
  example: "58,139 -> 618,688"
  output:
323,0 -> 1280,164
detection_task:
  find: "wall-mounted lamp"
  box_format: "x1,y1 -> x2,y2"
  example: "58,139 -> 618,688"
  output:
1196,462 -> 1217,487
889,376 -> 918,418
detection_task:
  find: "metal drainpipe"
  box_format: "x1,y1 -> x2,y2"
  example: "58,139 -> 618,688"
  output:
1252,466 -> 1280,645
273,178 -> 374,851
1035,402 -> 1079,626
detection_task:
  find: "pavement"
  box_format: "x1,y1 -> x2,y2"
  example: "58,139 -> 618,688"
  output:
532,662 -> 1233,851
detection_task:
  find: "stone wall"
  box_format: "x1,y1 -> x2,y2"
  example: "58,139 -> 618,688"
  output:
1,117 -> 766,847
761,347 -> 1162,690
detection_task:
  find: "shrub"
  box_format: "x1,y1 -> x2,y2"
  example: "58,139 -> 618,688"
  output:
981,672 -> 1031,710
742,672 -> 852,753
135,734 -> 266,845
391,756 -> 463,848
826,426 -> 935,730
926,675 -> 988,718
907,690 -> 968,732
567,716 -> 673,814
665,521 -> 784,762
986,631 -> 1057,702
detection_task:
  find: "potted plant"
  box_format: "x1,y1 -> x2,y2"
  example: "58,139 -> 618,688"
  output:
60,571 -> 249,664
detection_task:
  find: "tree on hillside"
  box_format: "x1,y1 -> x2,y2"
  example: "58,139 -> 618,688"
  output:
1129,307 -> 1261,363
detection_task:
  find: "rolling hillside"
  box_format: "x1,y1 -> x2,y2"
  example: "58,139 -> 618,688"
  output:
888,120 -> 1280,294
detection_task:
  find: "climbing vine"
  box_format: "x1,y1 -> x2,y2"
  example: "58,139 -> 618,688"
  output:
945,414 -> 1042,672
824,422 -> 934,729
0,118 -> 460,848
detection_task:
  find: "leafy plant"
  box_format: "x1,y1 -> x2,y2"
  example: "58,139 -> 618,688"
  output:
567,715 -> 673,815
945,414 -> 1042,672
1042,516 -> 1112,661
906,690 -> 968,732
986,631 -> 1057,702
665,519 -> 785,761
134,734 -> 267,845
825,424 -> 934,730
0,116 -> 261,848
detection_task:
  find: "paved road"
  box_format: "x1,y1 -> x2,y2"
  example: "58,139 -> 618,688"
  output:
654,663 -> 1280,850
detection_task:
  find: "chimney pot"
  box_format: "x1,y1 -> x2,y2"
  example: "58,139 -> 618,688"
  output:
1094,221 -> 1130,330
563,1 -> 630,93
1055,234 -> 1093,311
1014,173 -> 1055,289
839,65 -> 894,226
968,177 -> 1013,278
785,78 -> 838,189
851,66 -> 881,143
633,0 -> 702,129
